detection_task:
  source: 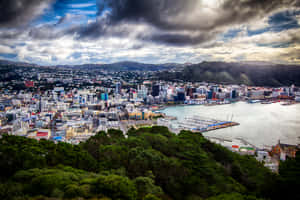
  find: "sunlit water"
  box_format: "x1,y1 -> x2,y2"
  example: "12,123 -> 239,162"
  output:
160,102 -> 300,148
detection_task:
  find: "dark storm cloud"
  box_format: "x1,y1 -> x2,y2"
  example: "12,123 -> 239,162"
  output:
70,17 -> 132,40
143,31 -> 219,46
1,0 -> 299,47
219,0 -> 299,26
72,0 -> 299,46
0,29 -> 23,39
0,0 -> 54,27
97,0 -> 197,30
95,0 -> 299,31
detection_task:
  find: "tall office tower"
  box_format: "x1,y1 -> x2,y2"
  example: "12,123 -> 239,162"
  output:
152,84 -> 160,97
115,82 -> 122,94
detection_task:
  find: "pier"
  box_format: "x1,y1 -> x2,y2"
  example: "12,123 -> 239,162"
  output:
175,115 -> 239,133
235,137 -> 259,149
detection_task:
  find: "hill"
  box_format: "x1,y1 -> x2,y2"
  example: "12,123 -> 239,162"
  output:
0,126 -> 299,200
0,59 -> 37,67
2,59 -> 300,85
57,61 -> 184,71
0,60 -> 183,72
156,61 -> 300,86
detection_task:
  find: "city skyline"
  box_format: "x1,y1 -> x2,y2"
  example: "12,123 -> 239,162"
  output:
0,0 -> 299,65
1,1 -> 300,199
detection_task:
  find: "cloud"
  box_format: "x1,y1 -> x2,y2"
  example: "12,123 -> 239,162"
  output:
0,0 -> 54,28
70,0 -> 299,46
68,3 -> 95,9
0,45 -> 14,54
268,9 -> 300,32
28,25 -> 64,40
2,0 -> 298,46
144,31 -> 220,46
2,27 -> 300,66
98,0 -> 297,30
1,0 -> 300,65
0,29 -> 24,39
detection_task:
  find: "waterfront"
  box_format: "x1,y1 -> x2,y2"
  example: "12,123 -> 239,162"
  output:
160,102 -> 300,148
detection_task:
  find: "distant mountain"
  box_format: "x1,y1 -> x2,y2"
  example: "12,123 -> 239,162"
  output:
0,59 -> 37,67
156,61 -> 300,86
2,59 -> 300,86
0,60 -> 184,71
62,61 -> 184,71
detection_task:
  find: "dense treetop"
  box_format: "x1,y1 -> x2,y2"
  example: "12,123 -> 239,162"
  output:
0,126 -> 299,200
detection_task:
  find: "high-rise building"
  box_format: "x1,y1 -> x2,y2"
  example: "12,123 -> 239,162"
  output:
196,86 -> 207,95
101,93 -> 109,101
138,85 -> 148,99
115,82 -> 122,95
176,87 -> 186,101
212,85 -> 219,93
231,90 -> 237,99
186,87 -> 196,98
152,85 -> 160,97
177,92 -> 185,101
207,88 -> 214,99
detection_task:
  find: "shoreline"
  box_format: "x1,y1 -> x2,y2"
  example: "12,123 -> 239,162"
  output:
156,101 -> 300,148
153,99 -> 300,112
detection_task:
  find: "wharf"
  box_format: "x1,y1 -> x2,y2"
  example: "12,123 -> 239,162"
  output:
235,137 -> 259,149
176,115 -> 239,133
205,136 -> 232,143
203,121 -> 239,133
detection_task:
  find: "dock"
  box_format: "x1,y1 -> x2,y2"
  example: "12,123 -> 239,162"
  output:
176,115 -> 239,133
235,137 -> 259,149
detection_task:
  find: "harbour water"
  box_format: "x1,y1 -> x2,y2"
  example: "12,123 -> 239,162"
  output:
160,102 -> 300,148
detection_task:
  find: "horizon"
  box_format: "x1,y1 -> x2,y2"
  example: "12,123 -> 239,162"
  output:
1,58 -> 296,67
0,0 -> 300,65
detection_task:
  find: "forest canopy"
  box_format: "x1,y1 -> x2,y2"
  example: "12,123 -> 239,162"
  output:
0,126 -> 299,200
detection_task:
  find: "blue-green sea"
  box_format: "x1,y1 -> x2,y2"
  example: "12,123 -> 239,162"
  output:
160,102 -> 300,148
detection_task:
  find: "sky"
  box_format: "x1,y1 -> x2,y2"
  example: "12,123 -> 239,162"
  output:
0,0 -> 300,65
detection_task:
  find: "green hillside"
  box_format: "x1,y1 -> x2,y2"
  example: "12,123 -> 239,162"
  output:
157,62 -> 300,86
0,127 -> 299,200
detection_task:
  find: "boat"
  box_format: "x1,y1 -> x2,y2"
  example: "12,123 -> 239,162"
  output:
281,101 -> 295,106
261,101 -> 272,104
248,100 -> 261,104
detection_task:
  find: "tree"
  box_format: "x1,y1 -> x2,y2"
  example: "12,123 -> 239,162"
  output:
108,129 -> 125,139
143,194 -> 162,200
134,177 -> 163,200
274,151 -> 300,200
0,127 -> 278,200
94,175 -> 137,200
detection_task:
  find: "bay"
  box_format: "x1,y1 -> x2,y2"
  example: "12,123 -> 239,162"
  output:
160,102 -> 300,148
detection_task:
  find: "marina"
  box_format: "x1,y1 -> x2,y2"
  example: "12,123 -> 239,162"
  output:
159,102 -> 300,148
157,115 -> 259,152
158,115 -> 239,134
177,115 -> 239,133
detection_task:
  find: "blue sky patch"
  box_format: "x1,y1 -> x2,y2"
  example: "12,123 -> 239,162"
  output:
222,29 -> 242,41
248,10 -> 300,36
257,42 -> 291,48
268,10 -> 300,32
0,53 -> 18,59
33,0 -> 97,26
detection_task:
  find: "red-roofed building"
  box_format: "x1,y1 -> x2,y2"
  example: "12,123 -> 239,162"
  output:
25,81 -> 34,88
36,129 -> 51,140
231,145 -> 239,152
